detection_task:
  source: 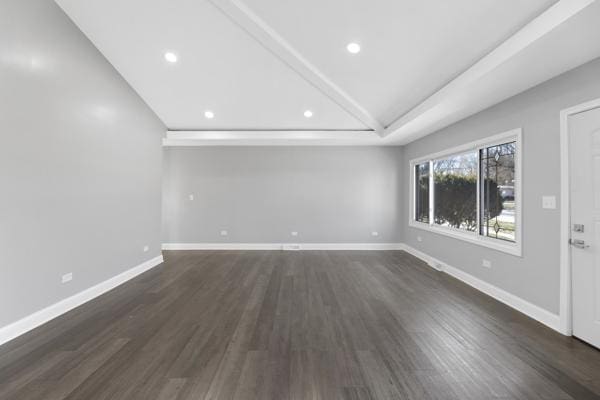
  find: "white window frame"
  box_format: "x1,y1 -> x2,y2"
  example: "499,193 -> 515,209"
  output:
409,128 -> 522,257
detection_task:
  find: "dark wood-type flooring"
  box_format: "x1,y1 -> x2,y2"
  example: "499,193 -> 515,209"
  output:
2,250 -> 600,399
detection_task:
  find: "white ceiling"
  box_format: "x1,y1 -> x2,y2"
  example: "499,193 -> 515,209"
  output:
54,0 -> 367,130
382,0 -> 600,145
55,0 -> 600,145
244,0 -> 556,124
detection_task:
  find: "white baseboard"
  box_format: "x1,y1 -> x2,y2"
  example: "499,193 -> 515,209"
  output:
162,243 -> 404,251
0,254 -> 164,347
399,244 -> 444,271
162,243 -> 280,250
400,244 -> 562,334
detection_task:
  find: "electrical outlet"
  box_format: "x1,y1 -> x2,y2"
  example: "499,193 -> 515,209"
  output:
62,273 -> 73,283
291,231 -> 298,237
188,194 -> 194,201
143,245 -> 149,252
220,230 -> 228,236
371,231 -> 379,237
482,259 -> 492,268
417,236 -> 423,242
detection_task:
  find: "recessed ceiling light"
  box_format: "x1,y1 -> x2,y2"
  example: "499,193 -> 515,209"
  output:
303,110 -> 313,118
204,110 -> 214,119
346,42 -> 361,54
164,52 -> 178,63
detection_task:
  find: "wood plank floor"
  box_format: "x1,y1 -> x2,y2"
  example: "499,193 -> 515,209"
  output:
2,250 -> 600,400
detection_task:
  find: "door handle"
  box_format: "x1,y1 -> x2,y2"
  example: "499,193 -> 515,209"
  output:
569,239 -> 590,249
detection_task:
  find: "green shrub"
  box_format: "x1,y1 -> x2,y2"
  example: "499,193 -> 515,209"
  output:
433,174 -> 502,231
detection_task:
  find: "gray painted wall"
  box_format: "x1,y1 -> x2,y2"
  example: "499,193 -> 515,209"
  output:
0,0 -> 165,328
163,147 -> 403,244
3,0 -> 599,333
402,57 -> 600,315
162,58 -> 600,317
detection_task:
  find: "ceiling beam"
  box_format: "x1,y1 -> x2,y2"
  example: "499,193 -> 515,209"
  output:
383,0 -> 596,142
207,0 -> 385,135
164,130 -> 384,146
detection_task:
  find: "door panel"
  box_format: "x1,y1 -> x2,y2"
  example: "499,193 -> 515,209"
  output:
570,106 -> 600,348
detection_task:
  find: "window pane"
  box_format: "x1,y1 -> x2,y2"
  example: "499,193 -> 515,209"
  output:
480,141 -> 516,242
415,162 -> 430,223
433,152 -> 478,231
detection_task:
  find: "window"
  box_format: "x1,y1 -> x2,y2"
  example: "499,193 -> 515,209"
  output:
415,162 -> 430,223
410,129 -> 521,256
480,142 -> 516,242
433,152 -> 478,232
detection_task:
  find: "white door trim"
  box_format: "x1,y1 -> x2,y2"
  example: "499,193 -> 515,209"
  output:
559,97 -> 600,335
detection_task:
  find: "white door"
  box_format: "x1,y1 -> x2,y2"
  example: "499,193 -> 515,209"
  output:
570,106 -> 600,348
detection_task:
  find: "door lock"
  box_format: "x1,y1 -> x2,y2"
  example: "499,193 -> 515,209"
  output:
573,224 -> 585,233
569,238 -> 590,249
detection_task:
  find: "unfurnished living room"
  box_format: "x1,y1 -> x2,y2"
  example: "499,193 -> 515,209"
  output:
3,0 -> 600,399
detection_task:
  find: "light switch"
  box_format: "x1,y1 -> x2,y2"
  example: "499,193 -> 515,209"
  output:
188,194 -> 194,201
542,196 -> 556,209
62,273 -> 73,283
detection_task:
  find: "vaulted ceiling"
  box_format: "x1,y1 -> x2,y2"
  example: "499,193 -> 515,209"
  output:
55,0 -> 600,145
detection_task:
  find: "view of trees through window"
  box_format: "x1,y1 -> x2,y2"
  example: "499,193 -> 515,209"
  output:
415,163 -> 429,223
433,152 -> 478,231
413,139 -> 517,244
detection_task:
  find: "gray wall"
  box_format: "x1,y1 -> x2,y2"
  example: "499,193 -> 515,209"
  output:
402,58 -> 600,315
4,0 -> 598,332
0,0 -> 165,328
163,147 -> 403,244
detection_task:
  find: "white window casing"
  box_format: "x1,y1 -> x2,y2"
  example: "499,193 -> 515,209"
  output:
409,128 -> 523,257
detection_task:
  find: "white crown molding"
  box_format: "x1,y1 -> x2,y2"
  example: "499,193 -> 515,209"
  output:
383,0 -> 596,143
400,244 -> 562,334
162,243 -> 404,250
0,255 -> 164,347
207,0 -> 384,134
163,130 -> 387,146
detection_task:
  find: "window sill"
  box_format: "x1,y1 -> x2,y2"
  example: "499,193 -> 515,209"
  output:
408,220 -> 522,257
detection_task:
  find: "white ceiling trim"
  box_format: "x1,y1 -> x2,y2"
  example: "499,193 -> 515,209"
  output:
163,0 -> 598,146
382,0 -> 596,143
164,130 -> 385,146
207,0 -> 385,134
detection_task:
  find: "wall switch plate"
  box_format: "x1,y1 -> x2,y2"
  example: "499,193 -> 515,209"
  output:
291,231 -> 298,237
220,230 -> 228,236
188,194 -> 194,201
371,231 -> 379,237
62,273 -> 73,283
417,236 -> 423,242
482,259 -> 492,268
143,245 -> 149,252
542,195 -> 556,209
